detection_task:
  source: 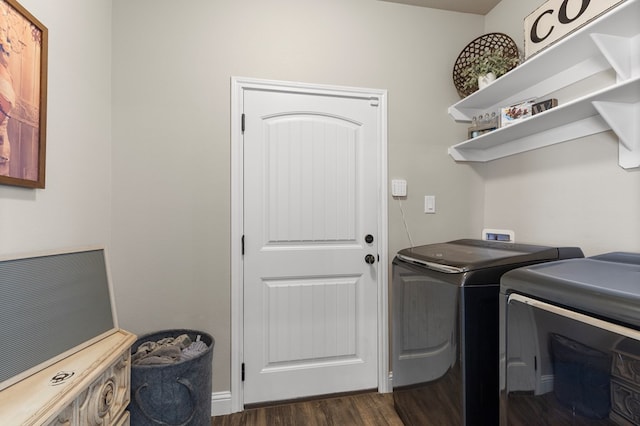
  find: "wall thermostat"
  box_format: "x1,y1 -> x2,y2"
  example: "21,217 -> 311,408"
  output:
391,179 -> 407,197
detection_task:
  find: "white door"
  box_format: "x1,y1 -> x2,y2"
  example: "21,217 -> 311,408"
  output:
242,86 -> 382,404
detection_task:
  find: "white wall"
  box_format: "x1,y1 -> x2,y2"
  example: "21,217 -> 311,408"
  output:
0,0 -> 112,255
110,0 -> 485,394
483,0 -> 640,255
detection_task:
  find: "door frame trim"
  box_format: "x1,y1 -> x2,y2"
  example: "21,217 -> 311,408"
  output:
230,76 -> 389,412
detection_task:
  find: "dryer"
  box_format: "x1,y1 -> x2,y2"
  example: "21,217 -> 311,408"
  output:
500,252 -> 640,425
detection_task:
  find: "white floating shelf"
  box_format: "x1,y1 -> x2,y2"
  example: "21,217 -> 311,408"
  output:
449,77 -> 640,164
447,0 -> 640,169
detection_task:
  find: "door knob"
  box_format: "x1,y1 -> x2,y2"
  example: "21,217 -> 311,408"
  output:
365,254 -> 376,264
365,234 -> 374,244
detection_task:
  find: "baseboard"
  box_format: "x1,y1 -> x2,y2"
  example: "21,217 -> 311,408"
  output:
382,371 -> 393,393
536,374 -> 554,395
211,391 -> 233,416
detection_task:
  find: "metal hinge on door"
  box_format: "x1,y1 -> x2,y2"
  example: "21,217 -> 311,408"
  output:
242,363 -> 245,381
242,235 -> 245,255
241,113 -> 245,133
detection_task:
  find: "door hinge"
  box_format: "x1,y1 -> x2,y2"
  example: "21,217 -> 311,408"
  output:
241,235 -> 245,255
241,113 -> 245,133
242,362 -> 245,381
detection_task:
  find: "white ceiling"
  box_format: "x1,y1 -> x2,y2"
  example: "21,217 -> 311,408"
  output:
379,0 -> 502,15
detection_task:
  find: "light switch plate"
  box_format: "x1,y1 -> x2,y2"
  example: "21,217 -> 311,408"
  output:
424,195 -> 435,213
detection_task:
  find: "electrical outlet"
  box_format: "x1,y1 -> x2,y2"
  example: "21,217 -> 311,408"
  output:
482,228 -> 515,242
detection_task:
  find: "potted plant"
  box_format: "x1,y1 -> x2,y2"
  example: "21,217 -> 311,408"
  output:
461,48 -> 519,93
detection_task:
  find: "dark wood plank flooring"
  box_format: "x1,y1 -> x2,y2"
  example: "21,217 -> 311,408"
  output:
212,382 -> 622,425
392,365 -> 462,426
211,392 -> 404,426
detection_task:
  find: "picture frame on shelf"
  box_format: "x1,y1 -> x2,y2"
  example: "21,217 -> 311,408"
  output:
532,98 -> 558,115
468,114 -> 499,139
499,100 -> 534,128
0,0 -> 48,189
468,124 -> 497,139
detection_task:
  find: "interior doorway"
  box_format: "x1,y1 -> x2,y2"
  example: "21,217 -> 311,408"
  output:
230,77 -> 389,411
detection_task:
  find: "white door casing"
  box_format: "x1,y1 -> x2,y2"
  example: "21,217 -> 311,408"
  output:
230,78 -> 389,410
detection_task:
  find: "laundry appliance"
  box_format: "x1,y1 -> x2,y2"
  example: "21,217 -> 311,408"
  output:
392,239 -> 583,425
500,252 -> 640,425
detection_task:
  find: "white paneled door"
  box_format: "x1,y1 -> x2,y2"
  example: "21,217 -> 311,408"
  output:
242,86 -> 382,404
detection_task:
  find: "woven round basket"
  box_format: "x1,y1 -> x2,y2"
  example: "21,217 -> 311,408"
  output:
453,33 -> 519,98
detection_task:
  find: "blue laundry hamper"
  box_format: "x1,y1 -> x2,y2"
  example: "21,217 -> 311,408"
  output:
129,329 -> 214,426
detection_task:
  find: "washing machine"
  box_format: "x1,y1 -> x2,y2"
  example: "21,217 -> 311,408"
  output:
392,239 -> 583,426
500,252 -> 640,425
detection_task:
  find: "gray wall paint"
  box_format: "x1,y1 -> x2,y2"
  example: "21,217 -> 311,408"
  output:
2,0 -> 635,398
483,0 -> 640,255
0,0 -> 112,254
111,0 -> 484,392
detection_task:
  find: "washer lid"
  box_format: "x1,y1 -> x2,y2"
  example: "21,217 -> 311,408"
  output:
396,239 -> 567,273
501,252 -> 640,327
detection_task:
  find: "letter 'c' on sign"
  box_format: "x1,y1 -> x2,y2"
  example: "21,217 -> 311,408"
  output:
559,0 -> 591,23
530,9 -> 554,43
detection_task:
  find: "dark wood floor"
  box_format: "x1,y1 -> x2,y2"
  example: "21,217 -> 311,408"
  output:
212,384 -> 621,425
392,365 -> 462,426
211,392 -> 404,426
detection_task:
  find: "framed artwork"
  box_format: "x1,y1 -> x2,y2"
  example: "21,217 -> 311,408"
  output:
0,0 -> 47,188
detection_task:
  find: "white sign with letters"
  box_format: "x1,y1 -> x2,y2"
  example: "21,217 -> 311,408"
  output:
524,0 -> 626,58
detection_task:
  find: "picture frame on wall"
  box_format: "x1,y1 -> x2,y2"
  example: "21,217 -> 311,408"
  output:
0,0 -> 47,188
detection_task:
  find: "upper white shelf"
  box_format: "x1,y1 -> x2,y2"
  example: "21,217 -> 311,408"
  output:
447,0 -> 640,168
